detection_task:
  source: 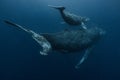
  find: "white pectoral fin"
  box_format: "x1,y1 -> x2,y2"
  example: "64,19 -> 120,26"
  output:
4,20 -> 30,33
40,51 -> 48,56
4,20 -> 51,56
75,47 -> 92,69
81,22 -> 87,30
32,33 -> 52,56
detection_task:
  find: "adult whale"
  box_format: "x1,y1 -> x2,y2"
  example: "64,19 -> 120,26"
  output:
4,20 -> 105,68
48,5 -> 89,29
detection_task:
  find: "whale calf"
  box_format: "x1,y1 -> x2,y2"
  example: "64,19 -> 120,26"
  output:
4,20 -> 105,68
48,5 -> 89,29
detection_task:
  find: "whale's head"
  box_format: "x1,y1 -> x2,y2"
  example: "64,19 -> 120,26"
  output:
87,27 -> 106,42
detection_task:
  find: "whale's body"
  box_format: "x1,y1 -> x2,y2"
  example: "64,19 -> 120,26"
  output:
42,27 -> 103,53
4,20 -> 105,68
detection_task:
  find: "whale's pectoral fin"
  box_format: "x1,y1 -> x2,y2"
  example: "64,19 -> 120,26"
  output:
4,20 -> 30,33
4,20 -> 52,56
31,32 -> 52,56
75,47 -> 92,69
81,22 -> 87,30
40,51 -> 48,56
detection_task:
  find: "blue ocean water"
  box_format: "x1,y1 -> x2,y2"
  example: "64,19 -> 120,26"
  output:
0,0 -> 120,80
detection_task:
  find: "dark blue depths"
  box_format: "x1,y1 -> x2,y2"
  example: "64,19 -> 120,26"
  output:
0,0 -> 120,80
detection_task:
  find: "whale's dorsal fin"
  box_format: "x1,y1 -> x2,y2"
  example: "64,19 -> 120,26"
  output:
75,47 -> 92,69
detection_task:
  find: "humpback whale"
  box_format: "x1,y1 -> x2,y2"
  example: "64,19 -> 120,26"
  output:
4,20 -> 105,68
48,5 -> 89,29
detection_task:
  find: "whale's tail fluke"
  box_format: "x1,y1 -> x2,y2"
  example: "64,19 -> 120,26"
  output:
48,5 -> 65,11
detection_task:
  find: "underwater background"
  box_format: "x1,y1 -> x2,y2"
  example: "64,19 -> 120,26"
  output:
0,0 -> 120,80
